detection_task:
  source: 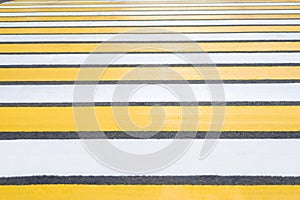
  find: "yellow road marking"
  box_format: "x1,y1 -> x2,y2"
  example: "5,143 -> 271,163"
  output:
0,67 -> 299,81
1,26 -> 299,34
1,42 -> 300,53
1,15 -> 300,21
0,106 -> 299,132
0,185 -> 299,200
2,6 -> 300,12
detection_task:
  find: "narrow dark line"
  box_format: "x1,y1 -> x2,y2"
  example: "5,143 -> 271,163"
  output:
2,131 -> 300,139
0,79 -> 300,85
0,175 -> 299,185
1,31 -> 300,35
4,8 -> 300,12
4,25 -> 300,28
1,63 -> 300,68
1,13 -> 299,17
1,131 -> 300,140
0,131 -> 300,140
212,79 -> 300,83
0,101 -> 299,107
2,51 -> 300,55
1,18 -> 300,22
1,40 -> 300,44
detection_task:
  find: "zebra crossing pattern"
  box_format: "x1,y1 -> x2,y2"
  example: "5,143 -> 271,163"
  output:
0,0 -> 300,199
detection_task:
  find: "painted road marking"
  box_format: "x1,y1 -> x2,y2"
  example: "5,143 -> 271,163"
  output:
0,67 -> 299,83
0,139 -> 299,176
0,84 -> 299,102
0,106 -> 299,131
0,0 -> 299,198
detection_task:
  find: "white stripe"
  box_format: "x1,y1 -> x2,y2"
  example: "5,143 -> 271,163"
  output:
1,10 -> 300,16
3,0 -> 287,4
5,1 -> 300,5
0,84 -> 299,103
1,53 -> 299,65
3,2 -> 300,8
0,139 -> 299,177
1,33 -> 300,42
5,0 -> 190,4
1,20 -> 300,27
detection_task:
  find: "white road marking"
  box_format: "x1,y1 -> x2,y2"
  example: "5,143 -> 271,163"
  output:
3,2 -> 300,8
0,139 -> 299,176
0,84 -> 299,103
1,20 -> 300,27
1,10 -> 300,16
1,53 -> 300,65
1,33 -> 300,42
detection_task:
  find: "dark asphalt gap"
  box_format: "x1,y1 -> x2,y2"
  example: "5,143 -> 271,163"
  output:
0,101 -> 299,107
1,40 -> 300,43
0,80 -> 299,84
0,131 -> 299,140
2,51 -> 300,54
0,175 -> 299,185
0,31 -> 299,35
1,63 -> 299,68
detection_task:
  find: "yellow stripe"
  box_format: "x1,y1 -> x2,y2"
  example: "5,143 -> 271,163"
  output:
1,15 -> 300,22
0,106 -> 299,132
2,26 -> 299,34
0,185 -> 299,200
1,42 -> 299,53
0,67 -> 299,81
2,6 -> 300,12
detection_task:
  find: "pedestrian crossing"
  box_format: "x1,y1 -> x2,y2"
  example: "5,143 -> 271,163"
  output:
0,0 -> 299,200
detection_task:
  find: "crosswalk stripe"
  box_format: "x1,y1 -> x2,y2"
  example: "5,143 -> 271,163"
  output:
0,106 -> 299,131
2,20 -> 300,27
1,15 -> 300,22
2,26 -> 300,34
1,53 -> 299,65
2,10 -> 300,16
1,33 -> 300,42
0,42 -> 299,53
1,185 -> 299,200
3,6 -> 300,12
0,67 -> 299,82
0,139 -> 299,176
1,84 -> 299,102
